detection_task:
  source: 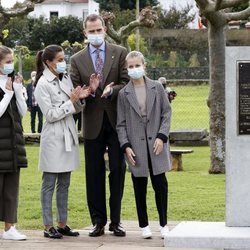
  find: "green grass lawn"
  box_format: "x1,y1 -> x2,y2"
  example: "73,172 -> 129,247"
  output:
2,144 -> 225,230
170,85 -> 209,129
4,84 -> 223,230
21,84 -> 210,133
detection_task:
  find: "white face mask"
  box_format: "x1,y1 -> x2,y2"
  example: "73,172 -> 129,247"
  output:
128,66 -> 145,80
0,63 -> 14,75
56,61 -> 67,74
87,34 -> 104,46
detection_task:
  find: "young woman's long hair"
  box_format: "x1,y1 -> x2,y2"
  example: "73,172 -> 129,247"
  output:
35,45 -> 63,86
0,45 -> 13,63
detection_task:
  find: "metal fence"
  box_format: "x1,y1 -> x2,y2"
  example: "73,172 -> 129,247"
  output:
146,67 -> 210,131
22,68 -> 210,132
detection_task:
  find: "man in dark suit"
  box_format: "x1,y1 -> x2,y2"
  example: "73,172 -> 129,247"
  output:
26,71 -> 43,133
70,14 -> 129,237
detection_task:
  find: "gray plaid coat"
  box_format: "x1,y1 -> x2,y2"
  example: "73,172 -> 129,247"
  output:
116,77 -> 172,177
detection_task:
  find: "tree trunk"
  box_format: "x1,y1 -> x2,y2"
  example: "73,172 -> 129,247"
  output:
208,23 -> 226,174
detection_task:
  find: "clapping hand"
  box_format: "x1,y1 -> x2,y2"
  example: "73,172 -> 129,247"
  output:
79,85 -> 91,99
5,77 -> 13,91
14,72 -> 23,84
89,73 -> 100,93
70,86 -> 81,104
101,82 -> 114,98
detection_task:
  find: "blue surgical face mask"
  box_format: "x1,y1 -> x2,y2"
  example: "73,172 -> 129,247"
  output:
56,61 -> 66,74
0,63 -> 14,75
128,66 -> 145,80
87,34 -> 104,46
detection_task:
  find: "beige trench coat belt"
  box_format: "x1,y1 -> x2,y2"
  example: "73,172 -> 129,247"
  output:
63,119 -> 78,152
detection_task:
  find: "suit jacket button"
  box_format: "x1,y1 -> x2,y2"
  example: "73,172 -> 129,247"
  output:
53,82 -> 56,85
148,137 -> 152,140
58,91 -> 61,94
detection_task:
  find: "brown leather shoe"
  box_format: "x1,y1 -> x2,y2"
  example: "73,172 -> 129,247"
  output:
89,224 -> 105,237
109,223 -> 126,237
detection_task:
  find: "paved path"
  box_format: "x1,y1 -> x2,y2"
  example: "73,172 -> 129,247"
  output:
0,221 -> 221,250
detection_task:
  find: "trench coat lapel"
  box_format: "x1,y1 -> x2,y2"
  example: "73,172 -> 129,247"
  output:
59,74 -> 72,97
125,81 -> 142,117
43,68 -> 72,97
145,77 -> 156,119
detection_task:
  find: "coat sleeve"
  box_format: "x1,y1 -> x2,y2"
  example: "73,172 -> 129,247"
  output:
35,81 -> 76,123
13,82 -> 27,117
116,91 -> 131,151
73,99 -> 85,114
110,47 -> 129,101
156,83 -> 172,142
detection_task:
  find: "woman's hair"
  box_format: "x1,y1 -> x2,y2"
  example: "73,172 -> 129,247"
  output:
0,45 -> 13,63
125,51 -> 146,65
35,44 -> 63,85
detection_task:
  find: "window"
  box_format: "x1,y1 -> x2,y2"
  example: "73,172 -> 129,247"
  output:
50,11 -> 59,18
83,9 -> 88,20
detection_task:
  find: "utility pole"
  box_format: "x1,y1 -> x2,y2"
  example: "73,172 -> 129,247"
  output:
136,0 -> 140,51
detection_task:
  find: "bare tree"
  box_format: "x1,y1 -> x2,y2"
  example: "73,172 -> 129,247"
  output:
101,7 -> 158,50
195,0 -> 250,173
0,0 -> 45,43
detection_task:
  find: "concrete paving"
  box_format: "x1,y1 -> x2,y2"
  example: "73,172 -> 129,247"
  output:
0,221 -> 222,250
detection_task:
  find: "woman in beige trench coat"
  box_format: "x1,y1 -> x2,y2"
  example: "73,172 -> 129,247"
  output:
116,51 -> 172,240
35,45 -> 91,239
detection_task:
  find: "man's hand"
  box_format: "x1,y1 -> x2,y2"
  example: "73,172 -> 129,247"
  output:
153,138 -> 163,155
101,82 -> 114,98
125,147 -> 136,166
89,73 -> 100,93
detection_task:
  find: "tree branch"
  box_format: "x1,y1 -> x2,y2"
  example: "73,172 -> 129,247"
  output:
225,6 -> 250,21
1,0 -> 45,17
219,0 -> 249,9
106,25 -> 121,44
195,0 -> 210,10
215,0 -> 223,10
118,20 -> 140,37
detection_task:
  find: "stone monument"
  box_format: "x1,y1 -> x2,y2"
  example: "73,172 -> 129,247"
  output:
165,47 -> 250,250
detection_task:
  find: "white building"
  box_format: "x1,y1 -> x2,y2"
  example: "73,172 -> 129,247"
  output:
29,0 -> 99,20
158,0 -> 200,29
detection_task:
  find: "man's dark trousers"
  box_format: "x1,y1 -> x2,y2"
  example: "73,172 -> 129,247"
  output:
30,106 -> 43,133
84,112 -> 126,226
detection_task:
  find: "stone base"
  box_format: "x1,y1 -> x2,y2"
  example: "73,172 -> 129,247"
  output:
165,221 -> 250,249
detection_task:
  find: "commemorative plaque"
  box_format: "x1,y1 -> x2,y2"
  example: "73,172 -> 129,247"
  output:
238,62 -> 250,135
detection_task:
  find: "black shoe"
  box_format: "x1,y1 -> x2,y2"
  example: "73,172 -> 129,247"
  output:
89,224 -> 105,237
44,227 -> 63,239
57,225 -> 79,237
109,222 -> 126,237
